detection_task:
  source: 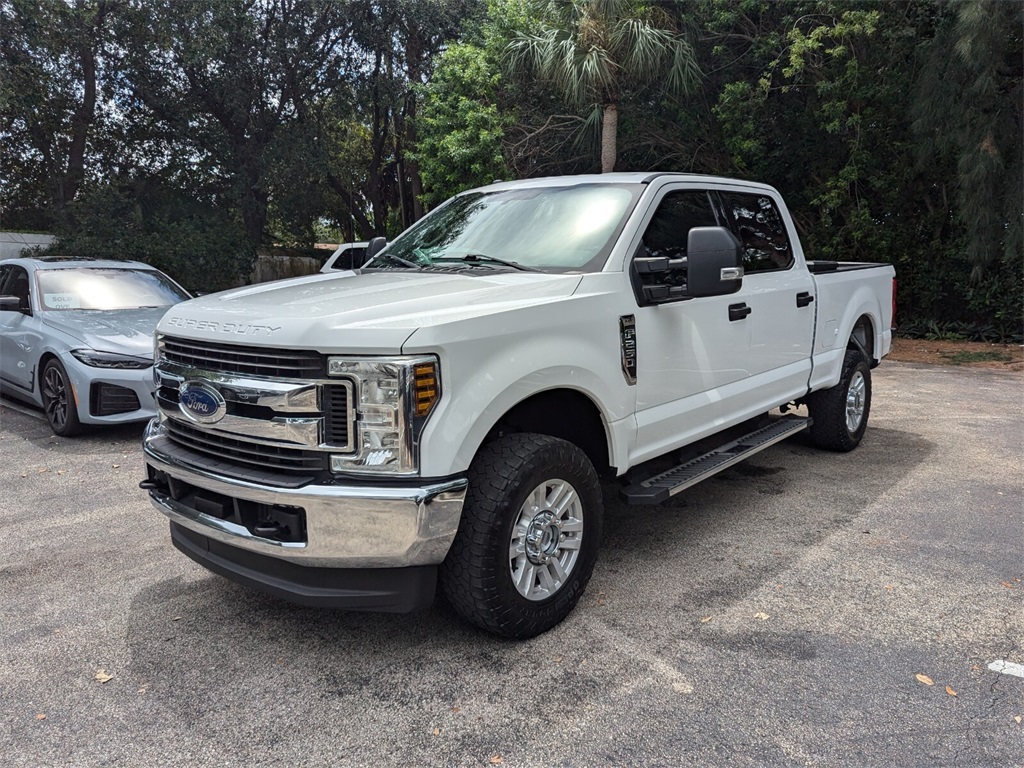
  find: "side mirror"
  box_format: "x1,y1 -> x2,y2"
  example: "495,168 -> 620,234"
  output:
631,249 -> 689,304
0,295 -> 26,313
686,227 -> 743,297
358,237 -> 387,267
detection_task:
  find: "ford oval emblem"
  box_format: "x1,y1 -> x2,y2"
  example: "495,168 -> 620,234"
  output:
179,380 -> 227,424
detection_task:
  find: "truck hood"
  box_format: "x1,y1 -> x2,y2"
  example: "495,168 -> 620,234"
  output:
158,270 -> 584,353
42,307 -> 169,357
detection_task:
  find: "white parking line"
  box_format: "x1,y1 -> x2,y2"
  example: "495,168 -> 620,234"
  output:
988,660 -> 1024,678
0,396 -> 45,421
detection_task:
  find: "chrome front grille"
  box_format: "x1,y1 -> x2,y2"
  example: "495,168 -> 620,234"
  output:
155,336 -> 355,486
160,335 -> 325,379
164,419 -> 327,476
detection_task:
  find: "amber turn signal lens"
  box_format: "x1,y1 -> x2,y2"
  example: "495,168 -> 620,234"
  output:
413,362 -> 438,417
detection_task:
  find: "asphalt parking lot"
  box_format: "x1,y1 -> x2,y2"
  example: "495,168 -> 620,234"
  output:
1,361 -> 1021,767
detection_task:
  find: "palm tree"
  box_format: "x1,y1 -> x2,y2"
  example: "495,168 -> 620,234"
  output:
506,0 -> 700,172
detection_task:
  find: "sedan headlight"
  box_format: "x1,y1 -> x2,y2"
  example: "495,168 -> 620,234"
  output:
70,349 -> 153,369
327,356 -> 440,475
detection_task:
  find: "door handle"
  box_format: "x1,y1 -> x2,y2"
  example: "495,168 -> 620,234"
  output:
796,291 -> 814,307
728,303 -> 752,321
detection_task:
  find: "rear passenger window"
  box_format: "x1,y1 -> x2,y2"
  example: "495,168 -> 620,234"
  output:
719,192 -> 793,272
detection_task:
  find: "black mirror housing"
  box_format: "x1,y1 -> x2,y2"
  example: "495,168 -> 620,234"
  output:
686,227 -> 743,297
359,237 -> 387,267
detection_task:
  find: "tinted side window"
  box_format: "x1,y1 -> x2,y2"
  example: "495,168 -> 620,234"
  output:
332,247 -> 367,270
719,192 -> 793,272
3,266 -> 32,308
642,191 -> 719,260
0,265 -> 11,294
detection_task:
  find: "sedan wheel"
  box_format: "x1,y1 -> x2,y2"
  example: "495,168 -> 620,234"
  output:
41,359 -> 83,436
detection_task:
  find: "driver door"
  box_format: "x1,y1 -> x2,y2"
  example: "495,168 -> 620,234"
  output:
630,187 -> 752,463
0,264 -> 40,392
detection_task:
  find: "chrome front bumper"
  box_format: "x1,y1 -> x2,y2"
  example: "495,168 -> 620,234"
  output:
142,420 -> 467,568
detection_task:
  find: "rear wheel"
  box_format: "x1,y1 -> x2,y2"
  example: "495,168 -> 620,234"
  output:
440,433 -> 603,639
41,358 -> 83,437
805,349 -> 871,452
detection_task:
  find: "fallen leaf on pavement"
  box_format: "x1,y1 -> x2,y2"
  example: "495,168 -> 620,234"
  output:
432,728 -> 440,736
1000,581 -> 1013,589
95,669 -> 114,683
1014,716 -> 1022,724
700,616 -> 713,623
35,714 -> 46,721
945,686 -> 957,697
754,612 -> 770,621
915,674 -> 934,686
490,756 -> 503,765
884,585 -> 894,591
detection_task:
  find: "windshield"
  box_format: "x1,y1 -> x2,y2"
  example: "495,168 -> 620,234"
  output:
367,184 -> 642,272
36,268 -> 189,311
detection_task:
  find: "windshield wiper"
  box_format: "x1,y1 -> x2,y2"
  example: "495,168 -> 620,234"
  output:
450,254 -> 541,272
369,253 -> 420,270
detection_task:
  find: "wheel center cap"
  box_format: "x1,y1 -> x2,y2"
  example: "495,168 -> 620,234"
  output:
525,511 -> 561,563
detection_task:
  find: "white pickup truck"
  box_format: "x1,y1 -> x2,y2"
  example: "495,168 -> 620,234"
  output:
141,173 -> 895,638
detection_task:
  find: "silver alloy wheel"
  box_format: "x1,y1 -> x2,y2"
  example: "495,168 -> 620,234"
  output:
43,365 -> 69,431
846,370 -> 866,433
509,479 -> 584,601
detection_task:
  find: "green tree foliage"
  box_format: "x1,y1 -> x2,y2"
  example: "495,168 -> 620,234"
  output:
505,0 -> 700,171
413,43 -> 510,208
913,0 -> 1023,276
0,0 -> 1018,335
121,0 -> 355,248
701,0 -> 1020,338
0,0 -> 122,228
53,181 -> 251,293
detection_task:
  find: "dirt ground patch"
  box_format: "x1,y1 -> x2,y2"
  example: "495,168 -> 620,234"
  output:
888,337 -> 1024,372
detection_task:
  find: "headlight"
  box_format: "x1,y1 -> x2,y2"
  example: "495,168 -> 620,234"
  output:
327,355 -> 440,475
70,349 -> 153,369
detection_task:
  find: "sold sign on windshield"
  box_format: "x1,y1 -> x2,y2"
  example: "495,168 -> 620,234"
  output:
44,294 -> 81,309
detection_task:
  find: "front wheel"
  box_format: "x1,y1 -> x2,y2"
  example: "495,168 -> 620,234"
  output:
41,358 -> 83,437
805,349 -> 871,452
439,433 -> 603,639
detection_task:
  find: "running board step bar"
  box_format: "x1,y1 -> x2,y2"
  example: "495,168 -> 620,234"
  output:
620,415 -> 811,505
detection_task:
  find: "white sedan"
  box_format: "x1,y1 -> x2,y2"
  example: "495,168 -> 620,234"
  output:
0,257 -> 190,436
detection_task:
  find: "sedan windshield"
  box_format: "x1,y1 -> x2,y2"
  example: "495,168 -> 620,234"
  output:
36,268 -> 189,311
368,184 -> 642,272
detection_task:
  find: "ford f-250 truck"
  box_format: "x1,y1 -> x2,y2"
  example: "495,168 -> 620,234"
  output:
140,173 -> 895,638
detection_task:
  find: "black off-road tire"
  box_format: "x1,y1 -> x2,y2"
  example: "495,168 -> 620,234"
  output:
41,358 -> 84,437
439,433 -> 603,639
805,349 -> 871,452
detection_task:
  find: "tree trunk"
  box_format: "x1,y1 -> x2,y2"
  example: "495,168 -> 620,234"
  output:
601,102 -> 618,173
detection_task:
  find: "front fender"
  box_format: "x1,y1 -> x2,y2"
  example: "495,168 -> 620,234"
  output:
403,292 -> 637,477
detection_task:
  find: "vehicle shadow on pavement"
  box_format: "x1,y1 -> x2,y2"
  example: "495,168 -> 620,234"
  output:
121,426 -> 934,737
594,425 -> 936,627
